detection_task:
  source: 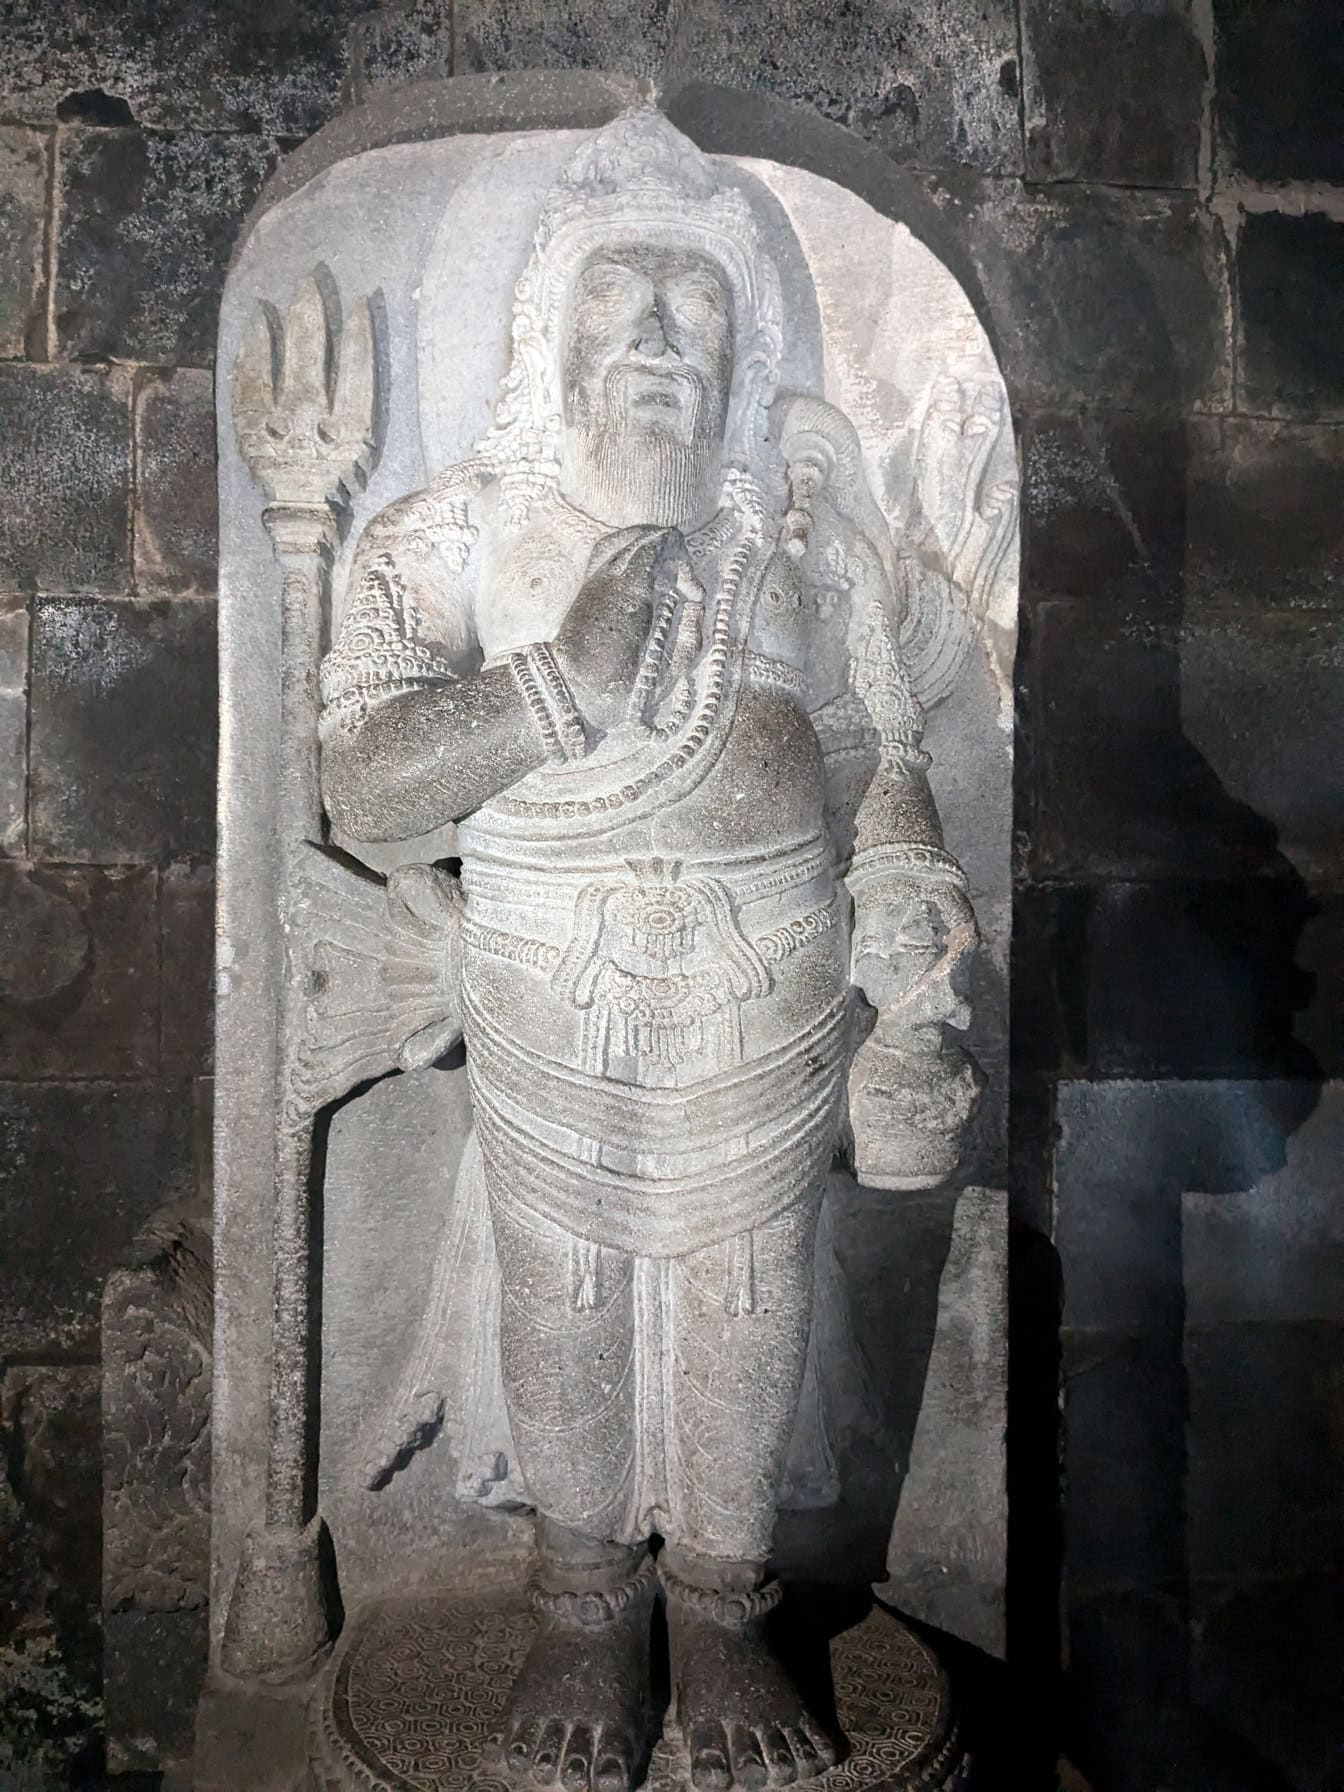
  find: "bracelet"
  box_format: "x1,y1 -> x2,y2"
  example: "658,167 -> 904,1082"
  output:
508,641 -> 587,764
847,843 -> 969,899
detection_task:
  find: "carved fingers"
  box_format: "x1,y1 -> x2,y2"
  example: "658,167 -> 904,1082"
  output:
552,525 -> 695,733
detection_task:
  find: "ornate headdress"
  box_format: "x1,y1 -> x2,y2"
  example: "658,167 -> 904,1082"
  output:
477,109 -> 785,524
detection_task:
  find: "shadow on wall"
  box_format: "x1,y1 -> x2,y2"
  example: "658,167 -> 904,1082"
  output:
1014,298 -> 1330,1786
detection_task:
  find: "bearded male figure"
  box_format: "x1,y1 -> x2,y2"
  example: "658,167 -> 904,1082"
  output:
320,112 -> 977,1792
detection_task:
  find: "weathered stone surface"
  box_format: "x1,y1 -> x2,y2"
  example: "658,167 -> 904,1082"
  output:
55,127 -> 277,365
0,1367 -> 103,1634
1021,0 -> 1205,188
1180,609 -> 1344,888
1023,413 -> 1190,607
0,0 -> 386,134
0,596 -> 25,856
0,1080 -> 195,1356
1185,419 -> 1344,612
1010,882 -> 1088,1076
456,0 -> 1022,172
665,0 -> 1022,175
134,369 -> 218,596
1024,600 -> 1228,879
0,364 -> 131,595
919,176 -> 1230,412
1055,1079 -> 1318,1335
29,596 -> 217,863
877,1187 -> 1007,1657
161,863 -> 215,1075
1025,412 -> 1344,621
1213,0 -> 1344,184
1237,210 -> 1344,420
1296,894 -> 1344,1079
0,124 -> 48,358
102,1208 -> 212,1774
450,0 -> 671,79
193,1074 -> 215,1208
1013,877 -> 1319,1082
1026,602 -> 1343,882
1064,1588 -> 1217,1792
0,1364 -> 102,1782
0,861 -> 160,1077
104,1606 -> 210,1777
344,0 -> 452,102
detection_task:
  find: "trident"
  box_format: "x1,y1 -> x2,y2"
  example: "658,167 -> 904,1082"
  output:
221,270 -> 377,1680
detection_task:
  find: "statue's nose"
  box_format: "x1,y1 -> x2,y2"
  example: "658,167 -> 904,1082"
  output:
634,305 -> 668,358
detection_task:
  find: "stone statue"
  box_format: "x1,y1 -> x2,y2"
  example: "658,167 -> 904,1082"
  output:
314,111 -> 980,1792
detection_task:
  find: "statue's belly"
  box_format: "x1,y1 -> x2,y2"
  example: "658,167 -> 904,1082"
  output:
458,840 -> 847,1074
457,692 -> 843,1076
455,688 -> 849,1248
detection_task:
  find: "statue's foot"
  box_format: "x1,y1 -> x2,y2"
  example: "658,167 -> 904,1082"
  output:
665,1574 -> 838,1791
501,1556 -> 655,1792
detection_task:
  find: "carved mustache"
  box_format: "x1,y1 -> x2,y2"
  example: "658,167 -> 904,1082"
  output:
603,359 -> 705,428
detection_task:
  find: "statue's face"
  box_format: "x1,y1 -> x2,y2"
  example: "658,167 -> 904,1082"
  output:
558,244 -> 735,529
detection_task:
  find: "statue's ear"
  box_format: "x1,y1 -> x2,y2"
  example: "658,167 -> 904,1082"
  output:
774,393 -> 897,586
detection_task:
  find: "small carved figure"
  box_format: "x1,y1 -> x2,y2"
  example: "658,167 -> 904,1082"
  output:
320,112 -> 978,1792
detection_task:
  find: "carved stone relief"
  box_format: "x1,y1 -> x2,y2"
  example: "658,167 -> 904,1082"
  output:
101,1206 -> 212,1774
204,88 -> 1016,1792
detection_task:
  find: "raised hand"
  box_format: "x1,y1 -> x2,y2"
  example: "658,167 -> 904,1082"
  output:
552,525 -> 688,733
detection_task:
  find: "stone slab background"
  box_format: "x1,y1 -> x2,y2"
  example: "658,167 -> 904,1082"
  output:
0,3 -> 1339,1788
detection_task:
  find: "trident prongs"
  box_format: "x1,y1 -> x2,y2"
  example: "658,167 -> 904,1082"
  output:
233,267 -> 377,514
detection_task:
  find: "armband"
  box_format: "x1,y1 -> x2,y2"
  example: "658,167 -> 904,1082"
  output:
848,842 -> 969,901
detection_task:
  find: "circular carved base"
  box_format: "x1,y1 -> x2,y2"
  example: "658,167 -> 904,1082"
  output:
311,1584 -> 968,1792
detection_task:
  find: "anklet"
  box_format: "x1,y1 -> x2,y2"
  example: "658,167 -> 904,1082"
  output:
532,1552 -> 656,1628
659,1568 -> 783,1628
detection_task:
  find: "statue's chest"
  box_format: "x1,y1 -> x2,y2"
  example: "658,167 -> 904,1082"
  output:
473,519 -> 593,657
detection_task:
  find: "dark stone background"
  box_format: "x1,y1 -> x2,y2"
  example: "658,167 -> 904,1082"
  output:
0,2 -> 1340,1787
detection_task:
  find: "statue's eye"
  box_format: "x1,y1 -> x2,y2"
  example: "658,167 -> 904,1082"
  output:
583,263 -> 637,305
674,279 -> 721,317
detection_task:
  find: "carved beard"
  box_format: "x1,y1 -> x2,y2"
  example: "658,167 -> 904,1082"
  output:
564,364 -> 724,530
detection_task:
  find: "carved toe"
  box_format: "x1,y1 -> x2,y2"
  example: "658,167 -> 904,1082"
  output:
802,1721 -> 837,1770
728,1723 -> 768,1789
760,1726 -> 797,1784
689,1718 -> 733,1792
786,1727 -> 822,1777
506,1721 -> 540,1771
593,1731 -> 635,1792
562,1722 -> 595,1790
533,1717 -> 568,1783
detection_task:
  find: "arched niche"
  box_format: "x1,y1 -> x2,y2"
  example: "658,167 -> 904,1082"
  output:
206,78 -> 1019,1786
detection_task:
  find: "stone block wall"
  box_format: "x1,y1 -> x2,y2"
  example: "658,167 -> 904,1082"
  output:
0,3 -> 1339,1786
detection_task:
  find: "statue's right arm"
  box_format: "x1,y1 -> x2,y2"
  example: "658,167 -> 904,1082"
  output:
321,666 -> 553,841
319,508 -> 672,843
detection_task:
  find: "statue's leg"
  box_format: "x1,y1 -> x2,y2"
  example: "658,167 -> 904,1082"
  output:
661,1201 -> 838,1791
488,1194 -> 655,1792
